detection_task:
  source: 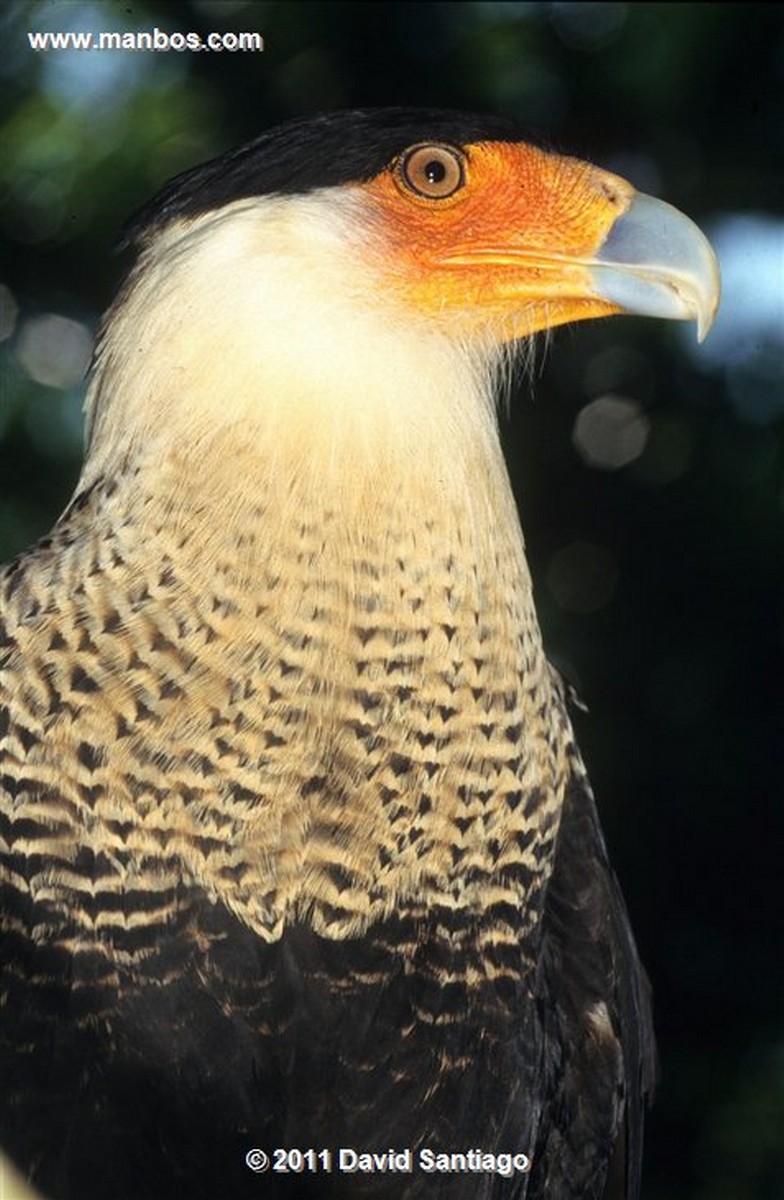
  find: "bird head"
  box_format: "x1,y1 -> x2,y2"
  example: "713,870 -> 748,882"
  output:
83,110 -> 719,489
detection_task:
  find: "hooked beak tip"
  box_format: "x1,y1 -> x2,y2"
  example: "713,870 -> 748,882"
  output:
592,192 -> 721,342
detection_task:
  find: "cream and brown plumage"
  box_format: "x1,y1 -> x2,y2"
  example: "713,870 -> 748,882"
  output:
0,110 -> 719,1200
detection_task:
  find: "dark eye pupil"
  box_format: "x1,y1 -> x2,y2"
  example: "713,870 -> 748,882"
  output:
424,159 -> 447,184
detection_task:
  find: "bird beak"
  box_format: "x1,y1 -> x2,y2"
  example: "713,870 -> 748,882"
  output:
590,191 -> 720,342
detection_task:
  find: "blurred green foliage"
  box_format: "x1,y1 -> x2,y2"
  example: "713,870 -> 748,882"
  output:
1,3 -> 782,1197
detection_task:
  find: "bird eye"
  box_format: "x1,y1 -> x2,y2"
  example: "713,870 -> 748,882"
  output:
397,144 -> 465,200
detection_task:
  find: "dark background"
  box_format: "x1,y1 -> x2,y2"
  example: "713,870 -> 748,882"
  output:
1,3 -> 782,1198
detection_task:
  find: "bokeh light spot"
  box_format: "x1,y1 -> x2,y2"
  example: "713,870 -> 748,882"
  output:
572,394 -> 650,470
16,314 -> 93,389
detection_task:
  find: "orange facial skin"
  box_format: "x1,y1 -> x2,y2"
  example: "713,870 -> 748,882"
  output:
361,140 -> 636,341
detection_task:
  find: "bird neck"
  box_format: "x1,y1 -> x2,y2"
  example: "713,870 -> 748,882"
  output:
76,309 -> 551,743
80,199 -> 535,638
80,392 -> 536,646
83,197 -> 507,495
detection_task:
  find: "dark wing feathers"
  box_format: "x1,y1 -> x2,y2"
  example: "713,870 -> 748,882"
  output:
535,762 -> 656,1200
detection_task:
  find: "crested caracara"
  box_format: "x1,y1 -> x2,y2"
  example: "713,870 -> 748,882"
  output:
0,109 -> 719,1200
